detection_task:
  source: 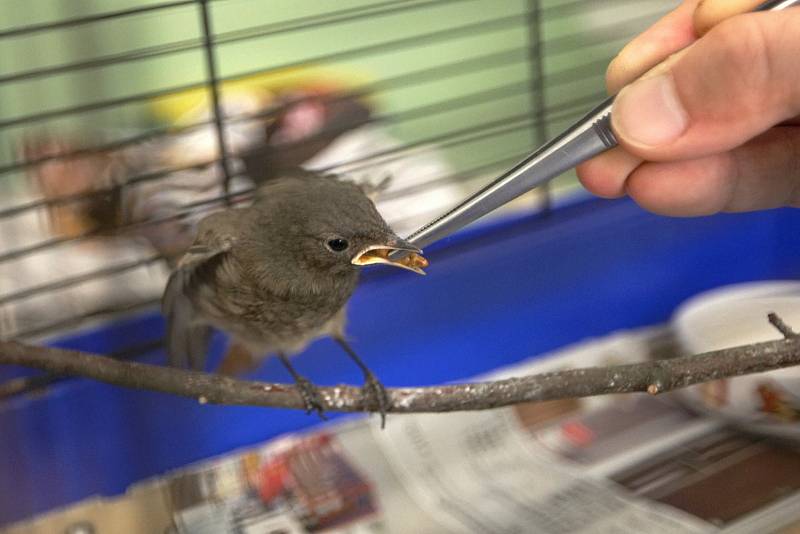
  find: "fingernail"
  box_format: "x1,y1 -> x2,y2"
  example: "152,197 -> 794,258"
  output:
613,73 -> 689,147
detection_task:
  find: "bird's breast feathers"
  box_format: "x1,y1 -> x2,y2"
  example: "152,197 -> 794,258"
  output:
194,259 -> 356,354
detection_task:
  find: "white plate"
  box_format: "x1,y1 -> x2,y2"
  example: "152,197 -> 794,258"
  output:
671,281 -> 800,439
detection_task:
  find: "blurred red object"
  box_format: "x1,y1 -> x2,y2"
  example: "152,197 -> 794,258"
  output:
257,433 -> 377,530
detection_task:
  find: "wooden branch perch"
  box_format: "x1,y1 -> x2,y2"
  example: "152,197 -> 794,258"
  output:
1,315 -> 800,415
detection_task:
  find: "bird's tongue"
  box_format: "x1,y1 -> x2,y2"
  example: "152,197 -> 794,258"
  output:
353,247 -> 428,274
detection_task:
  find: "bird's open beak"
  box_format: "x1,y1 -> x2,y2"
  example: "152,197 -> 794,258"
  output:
351,238 -> 428,275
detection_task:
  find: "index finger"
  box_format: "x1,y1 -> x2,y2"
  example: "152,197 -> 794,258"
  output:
606,0 -> 701,94
693,0 -> 765,36
607,0 -> 770,93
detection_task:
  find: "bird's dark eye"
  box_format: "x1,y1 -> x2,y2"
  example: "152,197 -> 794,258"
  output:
327,238 -> 349,252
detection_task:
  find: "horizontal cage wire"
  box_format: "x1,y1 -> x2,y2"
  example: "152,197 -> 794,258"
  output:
0,0 -> 674,393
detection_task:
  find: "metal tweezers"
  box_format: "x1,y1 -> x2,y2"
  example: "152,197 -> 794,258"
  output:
406,0 -> 800,250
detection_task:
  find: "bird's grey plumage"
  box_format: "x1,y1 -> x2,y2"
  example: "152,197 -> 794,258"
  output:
162,169 -> 403,373
162,238 -> 232,370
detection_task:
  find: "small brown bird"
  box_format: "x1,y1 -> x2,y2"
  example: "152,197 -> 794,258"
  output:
162,169 -> 427,426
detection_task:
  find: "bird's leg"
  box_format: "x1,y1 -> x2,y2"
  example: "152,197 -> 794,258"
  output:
334,337 -> 390,428
278,353 -> 327,420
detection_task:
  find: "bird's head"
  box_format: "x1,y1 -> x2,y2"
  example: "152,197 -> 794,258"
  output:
256,171 -> 428,277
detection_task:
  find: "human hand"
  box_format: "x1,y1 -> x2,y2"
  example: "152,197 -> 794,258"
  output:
576,0 -> 800,216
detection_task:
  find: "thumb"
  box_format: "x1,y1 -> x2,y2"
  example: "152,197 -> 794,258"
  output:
610,9 -> 800,162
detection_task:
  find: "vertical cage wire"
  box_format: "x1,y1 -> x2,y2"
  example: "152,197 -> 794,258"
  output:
527,0 -> 552,215
197,0 -> 234,205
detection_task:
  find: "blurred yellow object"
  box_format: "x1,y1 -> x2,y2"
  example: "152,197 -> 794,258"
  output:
149,66 -> 375,126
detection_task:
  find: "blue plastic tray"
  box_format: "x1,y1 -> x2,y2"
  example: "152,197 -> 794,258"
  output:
2,197 -> 799,525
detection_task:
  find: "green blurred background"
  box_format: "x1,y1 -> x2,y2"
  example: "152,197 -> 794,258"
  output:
0,0 -> 673,197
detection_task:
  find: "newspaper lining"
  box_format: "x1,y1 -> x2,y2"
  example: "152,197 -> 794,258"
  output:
8,328 -> 800,534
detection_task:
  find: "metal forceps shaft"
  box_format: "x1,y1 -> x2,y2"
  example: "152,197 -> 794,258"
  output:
406,0 -> 800,251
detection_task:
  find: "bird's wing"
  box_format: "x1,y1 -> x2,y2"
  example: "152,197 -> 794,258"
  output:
162,220 -> 236,370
